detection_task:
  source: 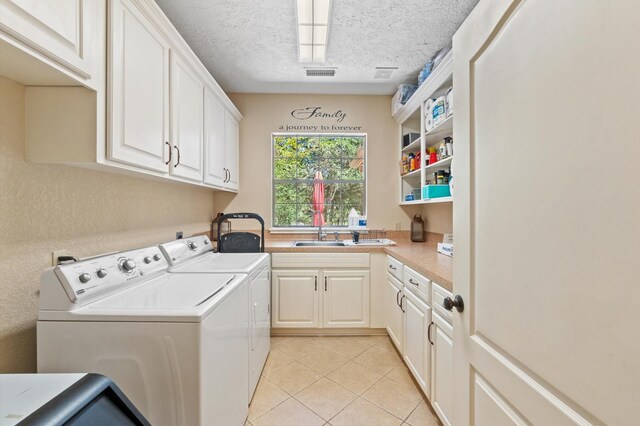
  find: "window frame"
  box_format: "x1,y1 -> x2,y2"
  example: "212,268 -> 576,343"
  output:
271,132 -> 368,229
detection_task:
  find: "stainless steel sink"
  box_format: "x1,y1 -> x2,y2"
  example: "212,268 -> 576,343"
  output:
293,241 -> 346,247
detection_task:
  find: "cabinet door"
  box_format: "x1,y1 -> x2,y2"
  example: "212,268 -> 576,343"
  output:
322,270 -> 370,328
249,267 -> 271,399
404,290 -> 431,398
170,54 -> 204,182
0,0 -> 92,78
224,111 -> 239,191
431,312 -> 453,426
109,0 -> 169,173
272,270 -> 319,328
203,88 -> 226,187
386,274 -> 404,352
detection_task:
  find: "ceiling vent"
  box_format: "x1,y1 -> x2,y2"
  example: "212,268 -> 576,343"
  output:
374,67 -> 398,79
306,68 -> 336,77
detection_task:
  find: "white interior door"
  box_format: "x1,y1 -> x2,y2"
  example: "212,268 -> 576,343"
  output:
203,87 -> 227,187
109,0 -> 169,173
452,1 -> 640,425
322,270 -> 370,328
170,53 -> 204,182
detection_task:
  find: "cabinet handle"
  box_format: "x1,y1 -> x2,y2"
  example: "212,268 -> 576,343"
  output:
324,276 -> 327,291
315,276 -> 317,291
427,321 -> 434,345
165,142 -> 172,165
389,264 -> 397,270
409,278 -> 419,286
174,145 -> 180,167
227,169 -> 231,183
400,295 -> 405,313
396,289 -> 401,306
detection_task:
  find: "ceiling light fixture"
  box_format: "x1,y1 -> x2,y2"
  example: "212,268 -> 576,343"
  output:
296,0 -> 331,63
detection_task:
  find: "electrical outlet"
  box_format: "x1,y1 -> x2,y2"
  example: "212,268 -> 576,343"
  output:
395,222 -> 402,230
52,250 -> 71,266
176,231 -> 183,239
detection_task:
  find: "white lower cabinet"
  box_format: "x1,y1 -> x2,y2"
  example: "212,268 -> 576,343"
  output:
386,274 -> 404,350
386,255 -> 453,426
404,289 -> 432,398
431,311 -> 453,426
271,253 -> 370,329
323,270 -> 370,328
272,269 -> 369,328
271,270 -> 320,328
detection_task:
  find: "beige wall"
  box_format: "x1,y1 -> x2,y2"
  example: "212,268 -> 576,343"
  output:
214,93 -> 452,235
214,93 -> 422,231
0,76 -> 215,373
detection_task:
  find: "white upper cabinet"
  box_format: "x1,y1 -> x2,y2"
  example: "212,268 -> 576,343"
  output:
170,53 -> 204,182
204,87 -> 227,187
224,111 -> 240,191
0,0 -> 94,80
108,0 -> 169,173
10,0 -> 241,190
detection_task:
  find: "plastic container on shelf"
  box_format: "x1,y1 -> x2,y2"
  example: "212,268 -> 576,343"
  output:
422,184 -> 451,199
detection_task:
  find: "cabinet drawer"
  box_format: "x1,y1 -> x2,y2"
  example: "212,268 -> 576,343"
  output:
404,266 -> 430,303
272,253 -> 369,269
431,282 -> 453,323
386,255 -> 403,280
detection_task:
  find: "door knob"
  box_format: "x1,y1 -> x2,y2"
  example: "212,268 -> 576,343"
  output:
443,295 -> 464,312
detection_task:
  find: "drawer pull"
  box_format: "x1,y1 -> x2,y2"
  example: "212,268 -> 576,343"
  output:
409,278 -> 419,286
389,264 -> 397,270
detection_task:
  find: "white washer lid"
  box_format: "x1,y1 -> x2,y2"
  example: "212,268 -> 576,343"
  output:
89,272 -> 236,310
170,252 -> 269,274
39,273 -> 247,322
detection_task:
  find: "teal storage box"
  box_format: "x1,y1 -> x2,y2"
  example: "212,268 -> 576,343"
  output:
422,185 -> 451,199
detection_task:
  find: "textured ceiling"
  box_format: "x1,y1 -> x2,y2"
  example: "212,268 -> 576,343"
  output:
155,0 -> 479,95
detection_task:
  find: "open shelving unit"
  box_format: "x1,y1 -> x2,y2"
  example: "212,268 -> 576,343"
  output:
394,50 -> 454,205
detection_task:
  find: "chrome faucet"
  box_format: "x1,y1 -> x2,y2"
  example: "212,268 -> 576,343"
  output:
317,225 -> 327,241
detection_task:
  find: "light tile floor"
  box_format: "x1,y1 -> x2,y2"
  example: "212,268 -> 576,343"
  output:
247,336 -> 442,426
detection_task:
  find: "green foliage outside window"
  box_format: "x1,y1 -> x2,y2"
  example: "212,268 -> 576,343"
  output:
273,135 -> 366,227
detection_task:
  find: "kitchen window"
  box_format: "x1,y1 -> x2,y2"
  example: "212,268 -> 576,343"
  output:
272,134 -> 366,228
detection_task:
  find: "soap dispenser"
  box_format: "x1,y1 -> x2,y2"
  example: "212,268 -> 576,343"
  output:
411,215 -> 425,242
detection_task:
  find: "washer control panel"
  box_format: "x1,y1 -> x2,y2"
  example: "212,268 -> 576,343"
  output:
159,236 -> 212,266
54,246 -> 169,304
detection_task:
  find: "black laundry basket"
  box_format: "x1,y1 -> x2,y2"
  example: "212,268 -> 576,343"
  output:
216,213 -> 265,253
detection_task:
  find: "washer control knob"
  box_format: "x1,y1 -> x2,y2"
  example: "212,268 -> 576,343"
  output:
188,241 -> 198,251
96,269 -> 108,278
144,256 -> 152,264
121,259 -> 136,272
79,273 -> 91,284
153,254 -> 162,261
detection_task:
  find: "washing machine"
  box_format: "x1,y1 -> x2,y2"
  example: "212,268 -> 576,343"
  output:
160,235 -> 270,399
37,244 -> 250,426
